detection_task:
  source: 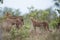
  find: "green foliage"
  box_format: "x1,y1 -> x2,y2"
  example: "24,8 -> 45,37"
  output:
27,7 -> 59,29
14,9 -> 21,16
1,6 -> 60,40
40,10 -> 49,20
29,9 -> 38,17
50,20 -> 58,29
10,25 -> 30,40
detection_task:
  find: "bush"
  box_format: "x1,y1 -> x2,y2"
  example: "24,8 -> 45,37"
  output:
10,25 -> 30,40
49,20 -> 57,29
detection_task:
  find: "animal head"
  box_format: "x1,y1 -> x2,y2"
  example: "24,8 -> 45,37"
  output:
7,12 -> 11,16
17,16 -> 24,25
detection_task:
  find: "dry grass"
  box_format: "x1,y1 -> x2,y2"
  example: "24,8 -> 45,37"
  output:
1,26 -> 60,40
0,21 -> 60,40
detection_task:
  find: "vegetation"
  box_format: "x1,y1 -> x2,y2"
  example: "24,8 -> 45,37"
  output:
0,0 -> 60,40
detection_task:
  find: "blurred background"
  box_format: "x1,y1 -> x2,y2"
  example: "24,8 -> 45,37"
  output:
0,0 -> 60,40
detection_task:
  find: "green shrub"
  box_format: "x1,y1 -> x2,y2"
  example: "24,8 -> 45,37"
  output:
10,25 -> 30,40
49,20 -> 57,29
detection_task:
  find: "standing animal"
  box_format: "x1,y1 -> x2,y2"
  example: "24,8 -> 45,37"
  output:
1,12 -> 24,32
30,17 -> 50,32
2,16 -> 24,32
6,16 -> 24,29
15,16 -> 24,28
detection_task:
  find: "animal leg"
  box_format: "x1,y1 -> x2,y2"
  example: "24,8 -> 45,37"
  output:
46,26 -> 49,31
16,24 -> 19,29
34,27 -> 36,34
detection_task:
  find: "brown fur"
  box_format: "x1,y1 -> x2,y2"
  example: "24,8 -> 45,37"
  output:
30,17 -> 49,31
6,16 -> 24,29
1,12 -> 24,32
5,12 -> 24,29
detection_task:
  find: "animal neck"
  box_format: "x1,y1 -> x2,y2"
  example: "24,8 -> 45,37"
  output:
31,18 -> 40,23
